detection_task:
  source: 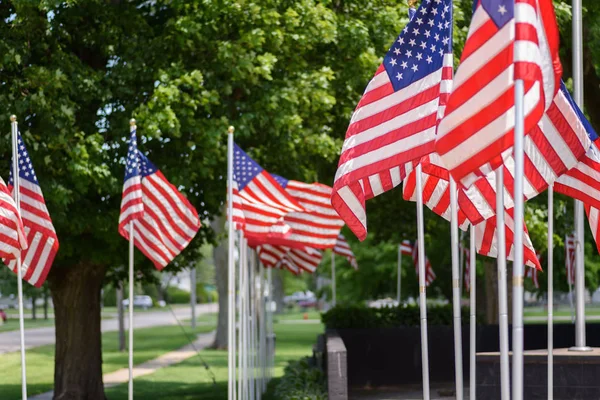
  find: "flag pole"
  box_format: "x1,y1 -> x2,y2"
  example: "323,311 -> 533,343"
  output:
495,167 -> 510,400
511,75 -> 526,399
249,248 -> 256,400
449,177 -> 464,400
227,126 -> 237,400
397,244 -> 402,304
258,260 -> 266,395
11,115 -> 28,400
415,164 -> 431,400
570,0 -> 591,354
331,252 -> 336,307
548,184 -> 554,399
266,266 -> 273,382
237,231 -> 245,399
469,224 -> 476,400
127,119 -> 136,400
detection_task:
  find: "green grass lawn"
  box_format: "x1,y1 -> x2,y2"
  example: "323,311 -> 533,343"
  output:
0,317 -> 217,400
0,318 -> 55,333
103,320 -> 323,400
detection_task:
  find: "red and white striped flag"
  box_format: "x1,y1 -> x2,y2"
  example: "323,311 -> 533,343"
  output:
119,129 -> 201,270
333,234 -> 358,269
474,209 -> 541,270
412,243 -> 436,286
230,144 -> 304,243
331,0 -> 453,240
5,133 -> 58,287
257,244 -> 322,274
400,239 -> 413,256
0,176 -> 28,262
458,83 -> 591,224
402,163 -> 471,231
270,176 -> 344,249
435,0 -> 561,188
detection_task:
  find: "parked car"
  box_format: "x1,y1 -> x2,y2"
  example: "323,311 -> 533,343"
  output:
122,295 -> 153,309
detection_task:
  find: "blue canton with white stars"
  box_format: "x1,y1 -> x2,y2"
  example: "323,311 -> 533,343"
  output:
9,132 -> 39,185
383,0 -> 453,92
124,130 -> 157,182
233,143 -> 264,191
480,0 -> 513,28
271,174 -> 289,189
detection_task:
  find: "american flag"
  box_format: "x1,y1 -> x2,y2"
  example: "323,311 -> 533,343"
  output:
524,262 -> 540,289
331,0 -> 453,240
333,234 -> 358,269
256,244 -> 322,274
402,164 -> 470,230
271,176 -> 344,249
0,176 -> 27,261
564,232 -> 576,285
400,239 -> 413,255
473,209 -> 540,270
435,0 -> 561,188
458,83 -> 591,224
5,133 -> 58,287
412,243 -> 436,286
231,144 -> 304,243
118,129 -> 201,270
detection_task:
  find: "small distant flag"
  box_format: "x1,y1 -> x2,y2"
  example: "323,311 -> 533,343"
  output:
333,234 -> 358,269
6,133 -> 58,287
0,176 -> 28,261
400,240 -> 412,255
412,243 -> 436,286
118,128 -> 201,270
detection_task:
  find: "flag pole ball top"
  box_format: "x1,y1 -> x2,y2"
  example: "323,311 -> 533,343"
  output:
228,126 -> 235,134
130,118 -> 136,126
10,115 -> 16,122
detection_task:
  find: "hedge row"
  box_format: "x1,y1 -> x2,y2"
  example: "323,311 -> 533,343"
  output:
321,304 -> 482,329
272,357 -> 327,400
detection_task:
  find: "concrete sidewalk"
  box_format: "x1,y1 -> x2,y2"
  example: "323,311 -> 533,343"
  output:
30,331 -> 215,400
0,303 -> 217,354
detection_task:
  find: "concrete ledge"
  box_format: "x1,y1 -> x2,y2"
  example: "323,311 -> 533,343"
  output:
326,331 -> 348,400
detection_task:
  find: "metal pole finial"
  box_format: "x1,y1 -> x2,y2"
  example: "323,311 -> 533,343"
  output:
228,126 -> 235,134
10,115 -> 17,122
408,0 -> 417,7
129,118 -> 136,126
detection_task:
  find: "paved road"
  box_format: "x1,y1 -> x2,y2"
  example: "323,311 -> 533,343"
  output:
0,303 -> 217,354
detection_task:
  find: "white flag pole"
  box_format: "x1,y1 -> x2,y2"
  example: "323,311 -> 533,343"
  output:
11,115 -> 27,400
469,224 -> 476,400
512,77 -> 526,400
227,126 -> 237,400
495,167 -> 510,400
127,119 -> 137,400
415,164 -> 431,400
266,266 -> 273,382
249,249 -> 256,400
397,244 -> 402,303
449,177 -> 464,400
548,184 -> 554,399
570,0 -> 591,354
258,260 -> 266,395
331,252 -> 336,307
237,231 -> 245,399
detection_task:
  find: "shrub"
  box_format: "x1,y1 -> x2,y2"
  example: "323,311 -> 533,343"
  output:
321,304 -> 481,329
166,287 -> 191,304
273,357 -> 327,400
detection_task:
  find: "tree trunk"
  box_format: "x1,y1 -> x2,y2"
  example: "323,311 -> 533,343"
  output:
211,213 -> 228,349
48,262 -> 107,400
272,270 -> 285,314
32,292 -> 37,320
44,288 -> 49,320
